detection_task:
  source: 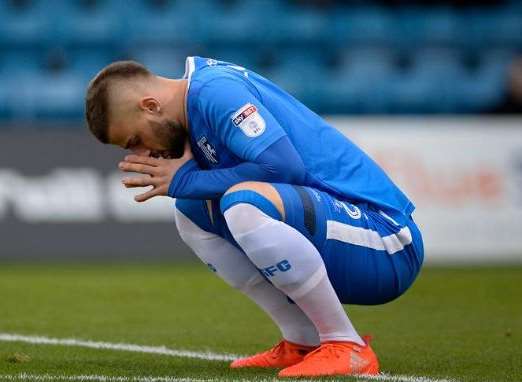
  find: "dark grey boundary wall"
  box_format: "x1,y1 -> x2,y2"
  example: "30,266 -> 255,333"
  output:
0,126 -> 193,261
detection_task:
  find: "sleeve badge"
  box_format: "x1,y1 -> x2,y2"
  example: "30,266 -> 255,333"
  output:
231,103 -> 266,137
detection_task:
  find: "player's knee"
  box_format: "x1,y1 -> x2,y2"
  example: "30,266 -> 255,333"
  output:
174,199 -> 213,243
220,186 -> 285,240
221,181 -> 285,222
224,181 -> 267,195
174,210 -> 198,246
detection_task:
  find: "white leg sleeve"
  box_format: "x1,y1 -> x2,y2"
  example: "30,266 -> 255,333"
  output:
224,203 -> 364,345
174,207 -> 320,346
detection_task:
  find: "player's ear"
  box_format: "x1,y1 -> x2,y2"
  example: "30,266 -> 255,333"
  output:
139,97 -> 161,115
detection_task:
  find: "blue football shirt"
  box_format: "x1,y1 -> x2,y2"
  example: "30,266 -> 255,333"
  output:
182,56 -> 414,215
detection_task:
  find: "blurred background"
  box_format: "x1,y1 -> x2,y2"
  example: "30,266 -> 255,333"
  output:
0,0 -> 521,263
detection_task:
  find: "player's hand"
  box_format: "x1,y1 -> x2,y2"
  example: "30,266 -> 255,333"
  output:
119,142 -> 193,202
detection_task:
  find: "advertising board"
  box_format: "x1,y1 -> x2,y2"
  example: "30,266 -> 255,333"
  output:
1,118 -> 521,263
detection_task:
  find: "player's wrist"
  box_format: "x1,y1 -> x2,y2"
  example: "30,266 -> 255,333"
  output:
167,159 -> 199,198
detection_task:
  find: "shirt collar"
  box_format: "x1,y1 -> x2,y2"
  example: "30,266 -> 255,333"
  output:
182,57 -> 195,136
182,56 -> 196,84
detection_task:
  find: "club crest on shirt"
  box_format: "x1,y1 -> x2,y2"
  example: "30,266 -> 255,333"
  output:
231,103 -> 266,137
334,199 -> 362,220
197,136 -> 219,164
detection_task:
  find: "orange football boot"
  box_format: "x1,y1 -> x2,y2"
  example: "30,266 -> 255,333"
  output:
230,340 -> 318,369
278,336 -> 379,378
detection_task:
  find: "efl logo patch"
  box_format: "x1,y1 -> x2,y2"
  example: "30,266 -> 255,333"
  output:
231,103 -> 266,137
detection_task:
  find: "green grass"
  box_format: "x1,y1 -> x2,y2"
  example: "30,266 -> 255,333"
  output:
0,263 -> 520,381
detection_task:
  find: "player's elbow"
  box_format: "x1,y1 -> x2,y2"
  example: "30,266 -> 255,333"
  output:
274,161 -> 306,184
258,156 -> 305,184
258,146 -> 306,184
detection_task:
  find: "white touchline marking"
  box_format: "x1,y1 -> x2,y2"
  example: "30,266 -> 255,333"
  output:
0,333 -> 239,362
0,375 -> 209,382
0,375 -> 458,382
0,333 -> 458,382
360,374 -> 457,382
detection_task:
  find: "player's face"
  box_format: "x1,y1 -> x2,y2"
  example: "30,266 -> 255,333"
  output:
109,117 -> 187,159
146,118 -> 188,159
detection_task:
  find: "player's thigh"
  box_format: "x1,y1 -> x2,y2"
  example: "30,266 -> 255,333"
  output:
269,184 -> 424,305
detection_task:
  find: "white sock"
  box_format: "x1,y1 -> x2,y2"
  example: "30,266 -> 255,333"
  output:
175,207 -> 320,346
224,203 -> 364,345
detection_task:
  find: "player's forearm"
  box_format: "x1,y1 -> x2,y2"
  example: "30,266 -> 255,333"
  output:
168,136 -> 307,199
168,159 -> 305,199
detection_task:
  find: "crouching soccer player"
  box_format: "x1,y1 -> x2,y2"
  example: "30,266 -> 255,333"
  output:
85,57 -> 424,378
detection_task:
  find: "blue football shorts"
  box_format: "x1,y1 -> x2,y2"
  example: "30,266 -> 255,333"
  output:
176,183 -> 424,306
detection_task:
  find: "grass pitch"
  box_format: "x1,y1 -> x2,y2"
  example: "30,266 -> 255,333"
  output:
0,263 -> 520,382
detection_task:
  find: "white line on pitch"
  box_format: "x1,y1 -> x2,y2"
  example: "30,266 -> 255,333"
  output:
363,374 -> 457,382
0,375 -> 457,382
0,333 -> 239,362
0,373 -> 193,382
0,375 -> 207,382
0,333 -> 458,382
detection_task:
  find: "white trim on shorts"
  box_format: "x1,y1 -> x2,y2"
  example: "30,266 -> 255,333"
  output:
326,220 -> 413,255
